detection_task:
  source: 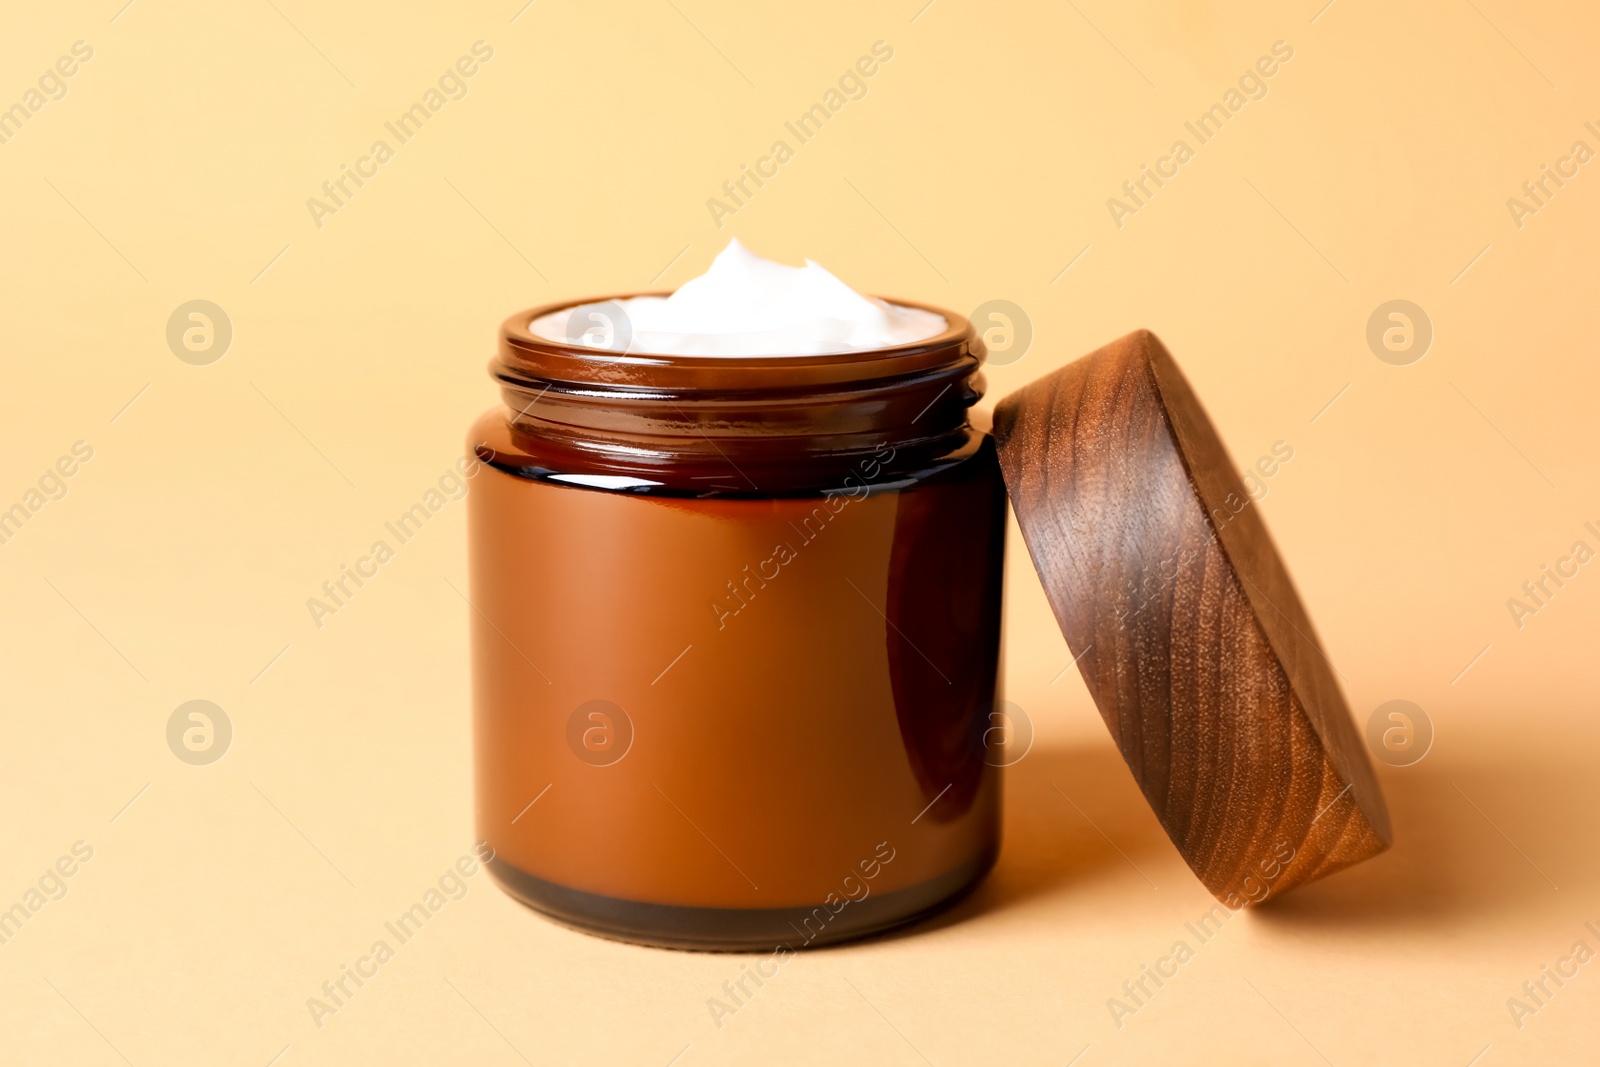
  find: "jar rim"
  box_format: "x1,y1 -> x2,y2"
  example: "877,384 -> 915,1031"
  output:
496,292 -> 979,392
484,293 -> 986,492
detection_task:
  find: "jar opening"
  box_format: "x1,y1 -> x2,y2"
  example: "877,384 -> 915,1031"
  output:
497,293 -> 976,387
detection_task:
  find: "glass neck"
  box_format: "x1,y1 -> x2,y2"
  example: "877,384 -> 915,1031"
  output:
488,297 -> 985,492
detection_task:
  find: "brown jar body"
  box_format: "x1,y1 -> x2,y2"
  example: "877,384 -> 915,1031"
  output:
467,298 -> 1005,949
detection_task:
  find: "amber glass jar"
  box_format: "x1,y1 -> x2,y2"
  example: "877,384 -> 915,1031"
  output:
466,296 -> 1005,950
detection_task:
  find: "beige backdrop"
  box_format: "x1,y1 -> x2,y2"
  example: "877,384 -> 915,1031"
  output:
2,0 -> 1597,1063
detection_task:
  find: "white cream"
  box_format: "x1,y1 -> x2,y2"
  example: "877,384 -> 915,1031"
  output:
529,238 -> 946,357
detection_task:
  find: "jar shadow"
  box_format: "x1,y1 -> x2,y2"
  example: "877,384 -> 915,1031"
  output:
879,732 -> 1580,944
875,739 -> 1177,942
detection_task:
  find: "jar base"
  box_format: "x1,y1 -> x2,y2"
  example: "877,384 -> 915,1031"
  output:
485,848 -> 997,952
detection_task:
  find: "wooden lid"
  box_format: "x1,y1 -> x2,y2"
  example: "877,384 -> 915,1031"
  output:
994,330 -> 1391,906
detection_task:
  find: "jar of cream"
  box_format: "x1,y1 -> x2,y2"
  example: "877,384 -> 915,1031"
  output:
468,240 -> 1399,948
466,242 -> 1006,949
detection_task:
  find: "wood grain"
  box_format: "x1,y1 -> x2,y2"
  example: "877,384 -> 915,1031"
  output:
994,330 -> 1391,905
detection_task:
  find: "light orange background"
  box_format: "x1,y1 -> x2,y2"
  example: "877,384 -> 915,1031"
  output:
2,0 -> 1597,1063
